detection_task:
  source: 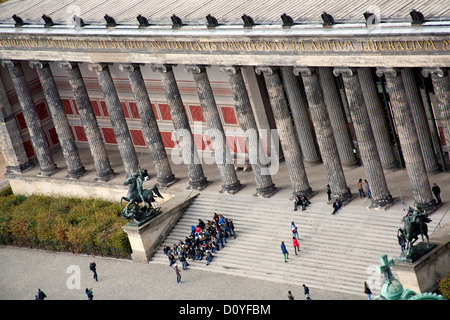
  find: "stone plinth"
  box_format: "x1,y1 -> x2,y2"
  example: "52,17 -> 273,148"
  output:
122,190 -> 199,263
395,223 -> 450,293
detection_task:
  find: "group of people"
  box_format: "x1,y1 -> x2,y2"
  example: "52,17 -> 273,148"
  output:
163,213 -> 236,282
287,284 -> 312,300
281,221 -> 302,263
293,195 -> 311,211
35,262 -> 98,300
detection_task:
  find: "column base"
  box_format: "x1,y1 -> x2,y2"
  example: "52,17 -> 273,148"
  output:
187,177 -> 210,191
368,195 -> 397,211
94,169 -> 115,182
220,180 -> 244,194
5,161 -> 34,174
416,199 -> 439,215
254,183 -> 280,198
38,165 -> 58,177
303,158 -> 322,167
342,160 -> 360,168
382,161 -> 399,170
294,187 -> 316,199
338,189 -> 356,205
66,166 -> 87,180
157,175 -> 178,188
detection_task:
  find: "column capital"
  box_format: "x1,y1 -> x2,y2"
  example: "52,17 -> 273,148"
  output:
151,63 -> 175,73
293,66 -> 317,77
29,60 -> 49,69
119,63 -> 144,73
421,67 -> 449,78
219,66 -> 242,76
1,60 -> 18,68
88,63 -> 111,72
376,67 -> 402,78
255,66 -> 279,76
58,61 -> 78,70
184,64 -> 209,74
333,67 -> 357,78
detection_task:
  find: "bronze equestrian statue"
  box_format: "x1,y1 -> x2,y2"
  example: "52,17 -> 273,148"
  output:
120,172 -> 164,224
399,202 -> 432,261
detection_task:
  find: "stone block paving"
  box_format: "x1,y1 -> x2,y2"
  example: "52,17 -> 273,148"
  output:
0,246 -> 360,300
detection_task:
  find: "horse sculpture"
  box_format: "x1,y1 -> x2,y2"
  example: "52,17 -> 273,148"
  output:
120,173 -> 164,224
400,203 -> 432,257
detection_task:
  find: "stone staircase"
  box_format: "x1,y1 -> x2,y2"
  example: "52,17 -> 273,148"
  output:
148,191 -> 441,296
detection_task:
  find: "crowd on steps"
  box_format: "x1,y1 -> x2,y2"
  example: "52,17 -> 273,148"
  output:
162,212 -> 236,272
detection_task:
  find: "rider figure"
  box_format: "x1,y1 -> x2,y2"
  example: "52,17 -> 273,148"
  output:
133,172 -> 145,205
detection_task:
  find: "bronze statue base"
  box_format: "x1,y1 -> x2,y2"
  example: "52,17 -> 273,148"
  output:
396,242 -> 437,263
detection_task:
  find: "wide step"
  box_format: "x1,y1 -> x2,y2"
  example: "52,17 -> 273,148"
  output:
149,191 -> 437,296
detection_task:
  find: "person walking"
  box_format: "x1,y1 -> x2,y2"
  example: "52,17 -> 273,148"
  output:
281,241 -> 289,262
357,179 -> 366,198
326,184 -> 332,202
227,218 -> 236,238
35,289 -> 47,300
364,282 -> 372,300
293,196 -> 302,211
85,288 -> 94,300
397,228 -> 406,252
174,264 -> 182,284
288,291 -> 295,300
291,221 -> 299,240
431,183 -> 442,204
292,236 -> 300,255
89,262 -> 98,282
364,179 -> 372,199
179,250 -> 187,270
302,284 -> 312,300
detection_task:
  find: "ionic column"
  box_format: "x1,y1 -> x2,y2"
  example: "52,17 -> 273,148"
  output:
151,64 -> 208,190
294,67 -> 351,201
334,68 -> 393,208
185,65 -> 242,194
358,67 -> 398,169
318,67 -> 358,166
376,67 -> 436,212
30,61 -> 86,179
88,63 -> 140,177
255,66 -> 313,197
280,66 -> 321,165
0,74 -> 33,174
220,66 -> 278,197
2,60 -> 57,176
402,68 -> 439,172
119,63 -> 176,187
422,67 -> 450,156
59,62 -> 114,182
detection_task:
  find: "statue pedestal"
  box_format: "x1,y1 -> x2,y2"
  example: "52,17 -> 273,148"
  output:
122,190 -> 199,263
395,223 -> 450,293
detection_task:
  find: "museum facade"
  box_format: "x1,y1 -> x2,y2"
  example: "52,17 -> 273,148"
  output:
0,0 -> 449,212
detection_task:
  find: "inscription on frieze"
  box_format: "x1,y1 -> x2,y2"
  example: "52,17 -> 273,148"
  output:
1,37 -> 449,54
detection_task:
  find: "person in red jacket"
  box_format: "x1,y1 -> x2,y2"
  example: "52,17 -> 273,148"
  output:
292,236 -> 300,255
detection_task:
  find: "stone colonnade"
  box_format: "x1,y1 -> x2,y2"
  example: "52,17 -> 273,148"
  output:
1,57 -> 449,212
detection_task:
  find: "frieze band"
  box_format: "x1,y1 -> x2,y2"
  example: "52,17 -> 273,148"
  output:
0,37 -> 449,54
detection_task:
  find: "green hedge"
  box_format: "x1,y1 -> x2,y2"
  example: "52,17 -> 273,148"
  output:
439,273 -> 450,299
0,187 -> 130,251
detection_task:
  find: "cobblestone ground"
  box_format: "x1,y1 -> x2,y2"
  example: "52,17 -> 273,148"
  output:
0,247 -> 361,300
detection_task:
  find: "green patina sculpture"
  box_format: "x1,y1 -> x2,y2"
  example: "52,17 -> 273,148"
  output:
120,172 -> 164,225
374,254 -> 444,300
398,202 -> 436,263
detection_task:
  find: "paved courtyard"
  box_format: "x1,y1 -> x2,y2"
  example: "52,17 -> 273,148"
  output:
0,246 -> 361,300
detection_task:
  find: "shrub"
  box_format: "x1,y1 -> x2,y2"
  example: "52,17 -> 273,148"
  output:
439,273 -> 450,299
1,192 -> 130,250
